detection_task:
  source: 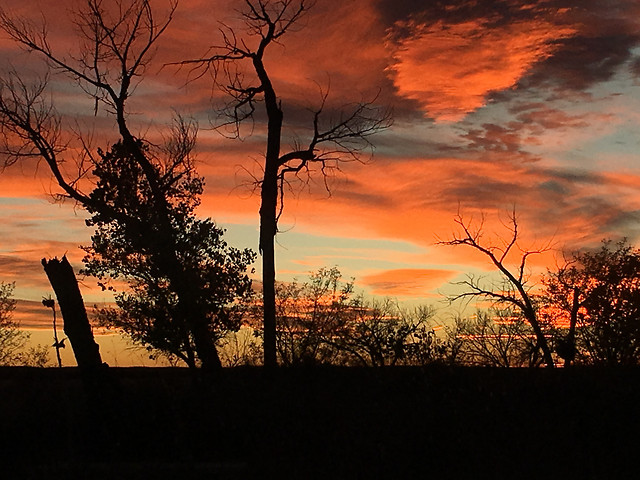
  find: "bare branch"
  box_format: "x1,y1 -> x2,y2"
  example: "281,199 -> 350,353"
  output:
0,70 -> 91,204
440,210 -> 556,367
1,0 -> 176,116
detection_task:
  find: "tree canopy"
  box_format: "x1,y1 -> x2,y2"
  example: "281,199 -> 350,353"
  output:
83,138 -> 256,368
544,239 -> 640,366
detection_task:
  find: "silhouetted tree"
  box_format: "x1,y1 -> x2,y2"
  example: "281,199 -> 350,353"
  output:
249,267 -> 447,367
274,267 -> 354,366
84,139 -> 255,367
544,239 -> 640,366
333,298 -> 444,367
454,309 -> 543,367
0,282 -> 48,366
178,0 -> 392,367
440,210 -> 555,367
0,0 -> 255,369
248,267 -> 450,367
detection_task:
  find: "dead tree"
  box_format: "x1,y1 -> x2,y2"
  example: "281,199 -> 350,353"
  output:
177,0 -> 392,367
440,210 -> 555,368
42,256 -> 103,369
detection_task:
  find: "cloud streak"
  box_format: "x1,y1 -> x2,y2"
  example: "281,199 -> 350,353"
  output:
361,268 -> 459,296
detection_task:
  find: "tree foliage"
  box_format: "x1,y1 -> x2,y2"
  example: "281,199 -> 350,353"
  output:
83,139 -> 256,368
0,282 -> 48,367
544,239 -> 640,366
271,267 -> 354,366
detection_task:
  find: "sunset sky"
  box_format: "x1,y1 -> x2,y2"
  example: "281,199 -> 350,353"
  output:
2,0 -> 640,328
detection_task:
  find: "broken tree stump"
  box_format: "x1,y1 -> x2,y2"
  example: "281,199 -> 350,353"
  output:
42,256 -> 104,370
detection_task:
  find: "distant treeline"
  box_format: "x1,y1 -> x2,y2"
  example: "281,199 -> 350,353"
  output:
219,243 -> 640,368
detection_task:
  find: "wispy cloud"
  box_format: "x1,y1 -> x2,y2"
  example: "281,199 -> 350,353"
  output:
361,268 -> 458,296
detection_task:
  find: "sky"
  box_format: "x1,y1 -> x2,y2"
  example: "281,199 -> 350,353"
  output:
1,0 -> 640,332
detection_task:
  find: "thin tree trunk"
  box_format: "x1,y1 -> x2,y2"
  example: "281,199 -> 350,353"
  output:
261,166 -> 279,368
42,256 -> 104,370
52,305 -> 63,368
564,287 -> 580,367
525,309 -> 554,368
256,51 -> 284,369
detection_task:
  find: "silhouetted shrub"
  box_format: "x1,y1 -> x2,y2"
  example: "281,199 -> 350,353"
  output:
0,282 -> 48,367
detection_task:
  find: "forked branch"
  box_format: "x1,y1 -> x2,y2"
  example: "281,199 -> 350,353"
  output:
440,209 -> 556,367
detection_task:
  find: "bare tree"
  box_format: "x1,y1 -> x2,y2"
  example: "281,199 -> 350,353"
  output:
440,210 -> 555,368
454,309 -> 543,368
177,0 -> 392,367
0,0 -> 176,194
0,0 -> 255,370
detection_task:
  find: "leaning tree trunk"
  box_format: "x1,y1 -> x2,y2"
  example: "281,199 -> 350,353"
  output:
42,256 -> 104,369
524,307 -> 554,368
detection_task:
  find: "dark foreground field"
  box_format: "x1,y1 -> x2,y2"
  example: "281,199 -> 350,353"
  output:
1,366 -> 639,479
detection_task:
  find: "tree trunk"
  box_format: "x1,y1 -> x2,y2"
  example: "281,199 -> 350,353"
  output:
257,52 -> 284,369
525,309 -> 554,368
563,287 -> 580,367
190,319 -> 222,370
261,165 -> 279,368
42,256 -> 104,370
172,274 -> 223,370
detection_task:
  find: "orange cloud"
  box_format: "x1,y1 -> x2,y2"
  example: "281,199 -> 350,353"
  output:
386,17 -> 576,121
361,268 -> 458,297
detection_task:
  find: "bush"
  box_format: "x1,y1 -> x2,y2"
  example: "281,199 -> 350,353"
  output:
0,282 -> 48,367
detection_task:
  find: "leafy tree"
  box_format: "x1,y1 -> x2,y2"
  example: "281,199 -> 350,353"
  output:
544,239 -> 640,366
83,138 -> 256,368
179,0 -> 392,367
248,267 -> 352,366
0,282 -> 48,367
273,267 -> 354,366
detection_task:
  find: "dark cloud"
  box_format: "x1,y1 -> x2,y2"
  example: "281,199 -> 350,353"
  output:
521,33 -> 640,92
0,255 -> 49,289
373,126 -> 464,158
463,123 -> 535,157
333,186 -> 395,210
376,0 -> 534,30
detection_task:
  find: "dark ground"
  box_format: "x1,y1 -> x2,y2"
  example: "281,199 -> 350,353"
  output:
1,366 -> 639,479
